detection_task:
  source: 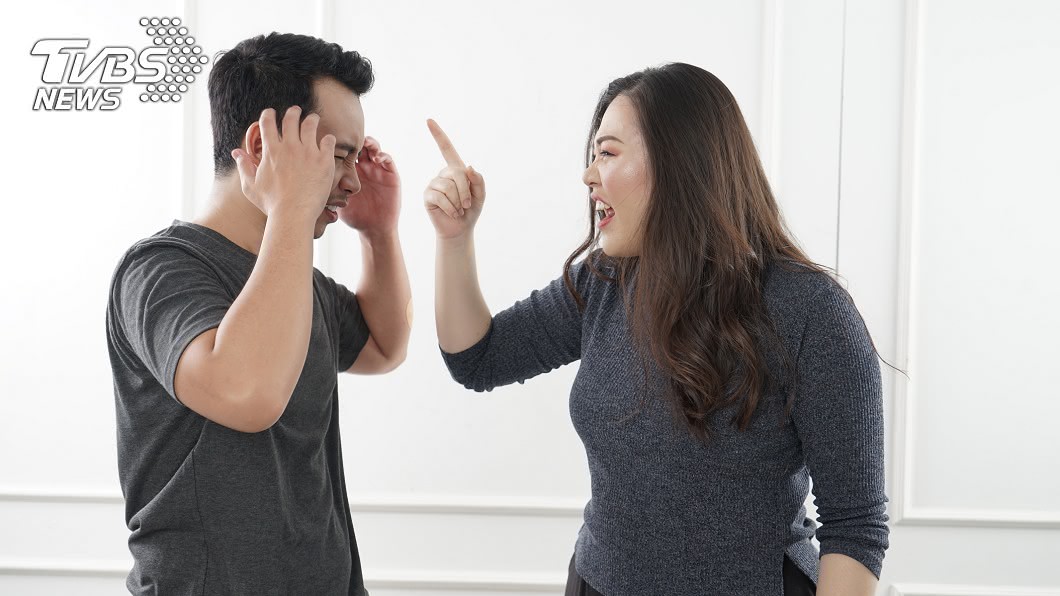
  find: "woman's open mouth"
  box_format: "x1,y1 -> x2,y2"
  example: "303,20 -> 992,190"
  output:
595,200 -> 615,229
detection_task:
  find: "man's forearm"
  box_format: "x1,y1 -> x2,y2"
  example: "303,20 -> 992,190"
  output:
213,211 -> 315,407
817,553 -> 878,596
355,229 -> 412,362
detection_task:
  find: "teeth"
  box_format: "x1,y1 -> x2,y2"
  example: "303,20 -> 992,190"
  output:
326,205 -> 338,212
594,200 -> 614,221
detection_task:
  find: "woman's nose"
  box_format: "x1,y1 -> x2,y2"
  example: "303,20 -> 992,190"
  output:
582,163 -> 597,188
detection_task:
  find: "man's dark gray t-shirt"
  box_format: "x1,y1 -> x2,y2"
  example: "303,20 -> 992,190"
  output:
105,220 -> 371,595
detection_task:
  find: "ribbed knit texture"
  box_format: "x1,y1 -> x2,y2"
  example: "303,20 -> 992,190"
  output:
440,256 -> 889,595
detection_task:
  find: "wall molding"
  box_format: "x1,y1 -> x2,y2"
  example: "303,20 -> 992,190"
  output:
891,507 -> 1060,529
8,565 -> 1060,594
889,0 -> 1060,530
0,560 -> 565,592
891,585 -> 1060,596
314,0 -> 338,274
367,571 -> 563,593
180,0 -> 199,222
0,488 -> 585,517
0,560 -> 127,578
890,0 -> 922,529
0,486 -> 580,590
0,489 -> 120,505
758,0 -> 782,186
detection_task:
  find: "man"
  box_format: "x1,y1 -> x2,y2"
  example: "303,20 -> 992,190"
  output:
105,32 -> 410,595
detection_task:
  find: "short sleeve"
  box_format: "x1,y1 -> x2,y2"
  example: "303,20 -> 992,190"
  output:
791,280 -> 890,577
328,276 -> 371,372
111,246 -> 232,403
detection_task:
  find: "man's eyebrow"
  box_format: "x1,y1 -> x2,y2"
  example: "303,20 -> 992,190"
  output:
335,142 -> 361,154
594,135 -> 623,146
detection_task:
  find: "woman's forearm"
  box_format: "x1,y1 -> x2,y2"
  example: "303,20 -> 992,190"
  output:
435,234 -> 490,353
817,553 -> 878,596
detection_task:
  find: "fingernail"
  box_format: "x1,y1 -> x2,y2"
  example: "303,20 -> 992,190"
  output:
463,200 -> 471,208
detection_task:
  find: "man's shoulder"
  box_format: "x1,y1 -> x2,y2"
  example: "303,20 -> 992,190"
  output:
143,219 -> 234,256
116,220 -> 200,264
112,220 -> 254,285
106,222 -> 245,324
104,225 -> 217,364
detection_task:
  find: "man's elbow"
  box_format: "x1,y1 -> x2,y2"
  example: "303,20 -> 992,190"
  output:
215,389 -> 289,434
372,329 -> 409,372
379,346 -> 408,373
344,334 -> 406,375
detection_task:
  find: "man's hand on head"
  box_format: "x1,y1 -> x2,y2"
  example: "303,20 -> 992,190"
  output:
337,135 -> 401,236
231,106 -> 337,225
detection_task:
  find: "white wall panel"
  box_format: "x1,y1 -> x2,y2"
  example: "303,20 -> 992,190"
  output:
9,0 -> 1059,594
0,0 -> 185,496
327,0 -> 776,502
897,0 -> 1060,517
771,0 -> 846,269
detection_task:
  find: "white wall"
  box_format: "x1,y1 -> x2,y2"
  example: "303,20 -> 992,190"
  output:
1,0 -> 1057,594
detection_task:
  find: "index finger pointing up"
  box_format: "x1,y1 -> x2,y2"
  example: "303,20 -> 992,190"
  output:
427,118 -> 466,168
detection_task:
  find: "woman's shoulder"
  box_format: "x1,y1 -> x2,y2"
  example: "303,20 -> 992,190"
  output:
764,258 -> 837,297
762,259 -> 861,326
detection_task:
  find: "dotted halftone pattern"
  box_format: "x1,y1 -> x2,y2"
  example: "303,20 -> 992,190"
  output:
137,17 -> 209,103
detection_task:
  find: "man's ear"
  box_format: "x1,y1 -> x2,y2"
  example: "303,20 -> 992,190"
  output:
244,122 -> 264,162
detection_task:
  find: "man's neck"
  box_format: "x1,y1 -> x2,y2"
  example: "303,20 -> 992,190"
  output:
193,174 -> 268,256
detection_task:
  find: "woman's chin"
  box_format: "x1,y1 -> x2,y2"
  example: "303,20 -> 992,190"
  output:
598,237 -> 631,258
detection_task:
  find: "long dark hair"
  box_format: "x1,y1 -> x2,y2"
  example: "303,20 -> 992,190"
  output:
564,63 -> 849,442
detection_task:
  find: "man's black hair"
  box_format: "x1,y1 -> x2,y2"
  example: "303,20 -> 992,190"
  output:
208,32 -> 374,177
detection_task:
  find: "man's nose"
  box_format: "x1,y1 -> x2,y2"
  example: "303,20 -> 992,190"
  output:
340,172 -> 361,196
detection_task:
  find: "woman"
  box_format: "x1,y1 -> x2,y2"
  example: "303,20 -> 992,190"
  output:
423,63 -> 888,595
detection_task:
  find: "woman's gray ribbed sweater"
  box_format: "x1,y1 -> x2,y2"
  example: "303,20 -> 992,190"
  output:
440,257 -> 889,595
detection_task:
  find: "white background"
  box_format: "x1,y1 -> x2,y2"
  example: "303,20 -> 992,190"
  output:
1,0 -> 1058,594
